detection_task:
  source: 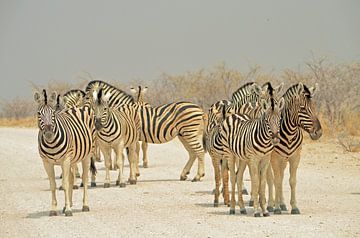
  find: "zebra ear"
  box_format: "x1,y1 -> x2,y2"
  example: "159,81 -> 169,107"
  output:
130,87 -> 137,94
273,82 -> 284,96
142,87 -> 148,94
308,83 -> 318,97
49,91 -> 57,103
56,95 -> 64,110
34,91 -> 42,104
92,90 -> 98,103
251,84 -> 262,96
278,97 -> 285,111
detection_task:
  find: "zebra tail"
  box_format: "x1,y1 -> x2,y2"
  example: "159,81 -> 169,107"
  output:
202,132 -> 208,153
90,156 -> 97,175
202,113 -> 209,153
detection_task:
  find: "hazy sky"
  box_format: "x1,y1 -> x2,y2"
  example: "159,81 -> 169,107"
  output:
0,0 -> 359,99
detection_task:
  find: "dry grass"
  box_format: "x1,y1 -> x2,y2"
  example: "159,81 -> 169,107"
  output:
0,117 -> 37,128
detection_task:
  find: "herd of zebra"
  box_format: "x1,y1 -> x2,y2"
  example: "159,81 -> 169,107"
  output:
34,80 -> 322,217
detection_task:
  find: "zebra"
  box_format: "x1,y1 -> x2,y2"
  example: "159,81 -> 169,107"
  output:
60,89 -> 98,188
267,83 -> 322,215
90,87 -> 140,187
205,82 -> 279,207
130,86 -> 150,168
85,80 -> 206,182
34,89 -> 96,216
218,86 -> 285,217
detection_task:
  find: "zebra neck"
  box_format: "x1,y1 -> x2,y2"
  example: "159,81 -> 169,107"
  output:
282,105 -> 300,135
259,114 -> 273,141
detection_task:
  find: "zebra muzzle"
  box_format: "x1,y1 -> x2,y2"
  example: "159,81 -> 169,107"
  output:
95,119 -> 103,130
271,133 -> 280,145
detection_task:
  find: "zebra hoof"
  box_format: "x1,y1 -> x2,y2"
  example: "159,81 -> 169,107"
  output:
263,212 -> 270,217
129,179 -> 137,185
76,173 -> 81,178
73,185 -> 79,190
291,208 -> 300,214
242,189 -> 248,195
65,210 -> 73,217
274,208 -> 282,214
91,182 -> 97,187
254,212 -> 261,217
280,204 -> 288,211
229,209 -> 235,215
214,202 -> 219,207
191,177 -> 201,182
104,183 -> 110,188
116,181 -> 120,186
248,200 -> 254,207
80,182 -> 84,187
136,173 -> 140,177
62,207 -> 66,214
59,186 -> 63,190
119,183 -> 126,188
49,210 -> 58,216
82,206 -> 90,212
240,208 -> 247,215
180,175 -> 187,181
143,163 -> 148,168
267,206 -> 274,212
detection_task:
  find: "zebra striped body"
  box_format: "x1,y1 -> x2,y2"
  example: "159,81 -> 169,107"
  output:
219,95 -> 284,217
268,83 -> 322,214
91,89 -> 140,187
35,90 -> 96,216
85,80 -> 206,182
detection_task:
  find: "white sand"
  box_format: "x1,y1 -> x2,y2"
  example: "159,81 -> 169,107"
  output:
0,127 -> 359,238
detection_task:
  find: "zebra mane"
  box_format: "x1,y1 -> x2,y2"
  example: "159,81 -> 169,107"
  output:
85,80 -> 135,106
231,82 -> 256,100
42,89 -> 47,104
64,89 -> 85,97
284,83 -> 312,99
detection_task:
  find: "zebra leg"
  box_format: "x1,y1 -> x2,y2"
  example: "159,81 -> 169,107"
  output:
178,136 -> 197,181
271,154 -> 286,214
127,144 -> 138,184
42,160 -> 58,216
266,164 -> 275,212
115,145 -> 126,187
259,157 -> 270,217
237,159 -> 247,214
75,164 -> 81,178
228,157 -> 236,214
61,158 -> 72,216
210,152 -> 221,207
102,146 -> 112,188
81,157 -> 90,212
289,152 -> 301,214
90,156 -> 97,187
142,142 -> 149,168
69,166 -> 74,208
221,159 -> 230,206
248,159 -> 261,217
72,165 -> 78,190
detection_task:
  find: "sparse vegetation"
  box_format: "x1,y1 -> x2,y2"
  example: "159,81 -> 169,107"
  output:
1,58 -> 360,140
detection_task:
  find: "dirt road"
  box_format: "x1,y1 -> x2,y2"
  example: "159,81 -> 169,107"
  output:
0,128 -> 359,237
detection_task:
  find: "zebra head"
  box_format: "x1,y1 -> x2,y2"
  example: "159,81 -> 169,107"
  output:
92,88 -> 111,130
206,100 -> 230,135
291,83 -> 322,140
34,89 -> 58,140
261,92 -> 285,146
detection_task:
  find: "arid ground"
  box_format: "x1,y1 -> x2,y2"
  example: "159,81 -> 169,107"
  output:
0,127 -> 359,238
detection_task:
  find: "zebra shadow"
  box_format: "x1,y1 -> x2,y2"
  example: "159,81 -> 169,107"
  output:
25,208 -> 83,219
138,178 -> 180,183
